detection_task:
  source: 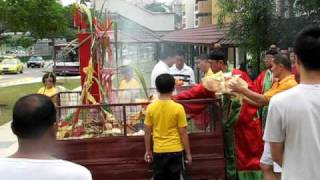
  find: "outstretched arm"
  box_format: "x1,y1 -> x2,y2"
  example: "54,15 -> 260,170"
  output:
173,84 -> 214,100
229,80 -> 269,107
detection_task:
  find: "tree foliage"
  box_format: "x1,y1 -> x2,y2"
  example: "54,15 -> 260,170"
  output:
217,0 -> 320,71
272,0 -> 320,47
217,0 -> 274,65
3,0 -> 74,40
4,36 -> 34,48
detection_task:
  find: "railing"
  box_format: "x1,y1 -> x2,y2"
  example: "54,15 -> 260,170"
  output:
56,93 -> 222,140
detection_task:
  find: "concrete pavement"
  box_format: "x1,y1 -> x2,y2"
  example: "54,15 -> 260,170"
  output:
0,122 -> 18,157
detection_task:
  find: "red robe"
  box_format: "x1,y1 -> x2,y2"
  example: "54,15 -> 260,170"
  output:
232,69 -> 263,170
254,71 -> 266,93
173,70 -> 263,171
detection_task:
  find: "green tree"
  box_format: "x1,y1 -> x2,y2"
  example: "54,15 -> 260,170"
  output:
5,0 -> 74,40
271,0 -> 320,48
218,0 -> 275,72
0,0 -> 6,32
16,37 -> 34,48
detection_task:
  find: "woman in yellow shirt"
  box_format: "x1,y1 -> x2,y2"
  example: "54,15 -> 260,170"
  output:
38,72 -> 58,98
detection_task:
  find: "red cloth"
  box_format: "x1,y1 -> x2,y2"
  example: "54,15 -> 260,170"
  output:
254,71 -> 266,93
174,70 -> 263,171
235,101 -> 263,170
232,70 -> 263,170
173,84 -> 214,129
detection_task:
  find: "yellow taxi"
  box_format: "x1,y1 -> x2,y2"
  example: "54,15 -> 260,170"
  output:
0,58 -> 24,74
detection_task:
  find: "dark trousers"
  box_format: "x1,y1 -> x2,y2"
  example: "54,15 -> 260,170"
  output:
152,151 -> 185,180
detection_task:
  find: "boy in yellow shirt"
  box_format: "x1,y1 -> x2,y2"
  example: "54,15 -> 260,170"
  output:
144,74 -> 192,180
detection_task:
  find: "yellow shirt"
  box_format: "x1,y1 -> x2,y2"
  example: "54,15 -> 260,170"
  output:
204,68 -> 214,78
119,78 -> 140,89
144,100 -> 188,153
37,86 -> 58,98
264,75 -> 297,101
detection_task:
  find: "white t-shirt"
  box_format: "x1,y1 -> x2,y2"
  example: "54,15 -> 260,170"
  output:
0,158 -> 92,180
150,60 -> 170,88
263,84 -> 320,180
170,64 -> 195,86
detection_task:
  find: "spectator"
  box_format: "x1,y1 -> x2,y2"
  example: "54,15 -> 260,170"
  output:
264,26 -> 320,180
254,49 -> 278,128
170,50 -> 195,86
38,72 -> 58,98
289,51 -> 300,83
0,94 -> 92,180
144,74 -> 192,180
150,50 -> 175,88
196,53 -> 214,78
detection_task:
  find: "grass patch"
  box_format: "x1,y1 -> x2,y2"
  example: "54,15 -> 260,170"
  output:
0,79 -> 80,126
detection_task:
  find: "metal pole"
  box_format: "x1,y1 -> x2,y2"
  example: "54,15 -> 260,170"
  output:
114,22 -> 119,86
123,105 -> 127,136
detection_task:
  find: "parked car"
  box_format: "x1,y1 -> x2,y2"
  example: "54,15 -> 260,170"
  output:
27,56 -> 45,68
0,58 -> 24,74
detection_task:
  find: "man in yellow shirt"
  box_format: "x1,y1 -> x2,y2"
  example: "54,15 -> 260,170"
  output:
119,68 -> 140,89
229,53 -> 297,180
229,54 -> 297,107
144,74 -> 191,180
118,68 -> 140,102
196,54 -> 214,78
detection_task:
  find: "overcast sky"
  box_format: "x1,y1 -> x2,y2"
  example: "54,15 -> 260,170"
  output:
61,0 -> 174,6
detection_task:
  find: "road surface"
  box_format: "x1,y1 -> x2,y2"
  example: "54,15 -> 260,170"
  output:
0,67 -> 45,87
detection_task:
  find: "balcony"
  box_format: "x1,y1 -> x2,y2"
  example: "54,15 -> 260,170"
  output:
196,0 -> 212,14
198,15 -> 212,27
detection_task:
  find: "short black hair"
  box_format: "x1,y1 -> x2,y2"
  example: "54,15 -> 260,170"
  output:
155,74 -> 175,94
175,49 -> 185,57
12,94 -> 57,139
42,72 -> 56,84
294,26 -> 320,71
273,53 -> 292,71
197,53 -> 208,60
266,49 -> 278,56
208,50 -> 225,62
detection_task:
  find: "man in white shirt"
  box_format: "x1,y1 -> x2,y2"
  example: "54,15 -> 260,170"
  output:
0,94 -> 92,180
264,26 -> 320,180
151,50 -> 175,88
170,50 -> 195,86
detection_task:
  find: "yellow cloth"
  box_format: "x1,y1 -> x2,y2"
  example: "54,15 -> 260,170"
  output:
144,99 -> 188,153
264,75 -> 297,101
119,78 -> 140,89
204,68 -> 214,78
37,86 -> 58,98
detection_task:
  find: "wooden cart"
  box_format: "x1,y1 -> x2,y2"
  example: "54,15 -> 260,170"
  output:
54,92 -> 225,180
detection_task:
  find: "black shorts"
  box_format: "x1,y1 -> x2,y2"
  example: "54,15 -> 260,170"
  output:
152,151 -> 186,180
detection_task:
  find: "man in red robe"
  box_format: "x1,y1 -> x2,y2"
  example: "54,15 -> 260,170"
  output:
254,50 -> 277,129
173,50 -> 263,180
